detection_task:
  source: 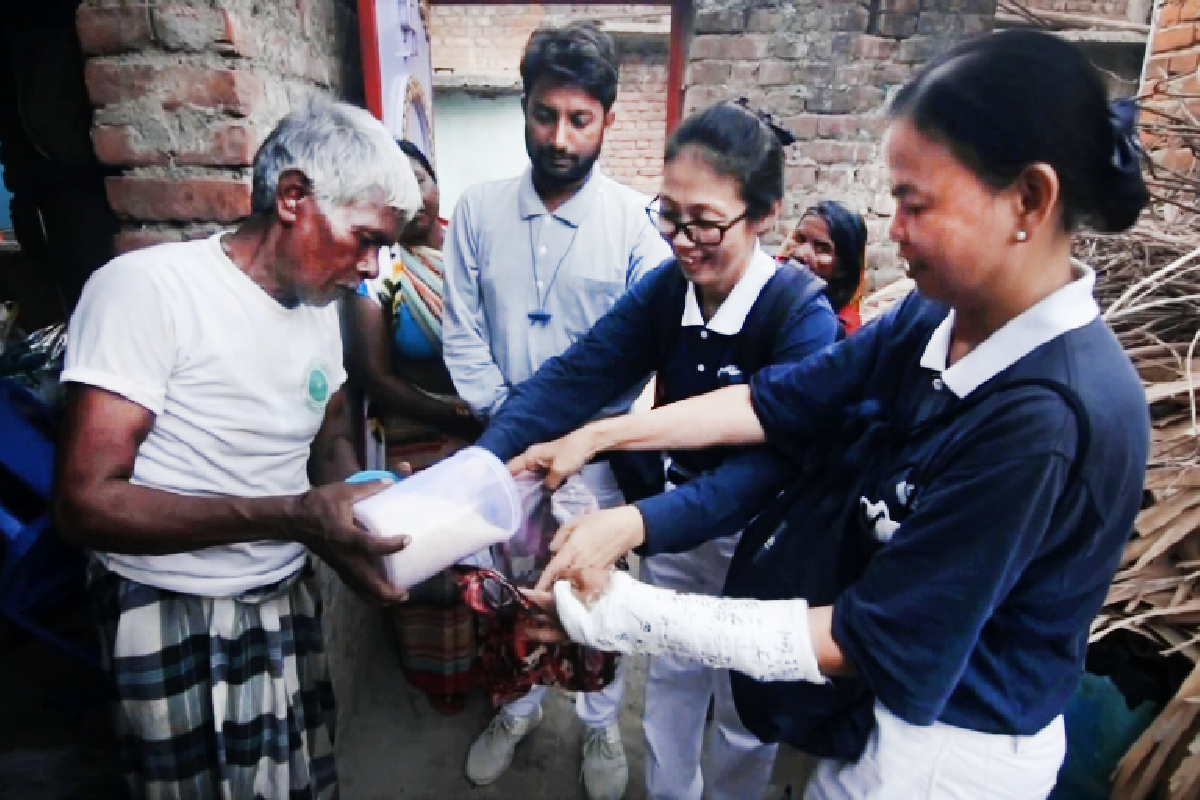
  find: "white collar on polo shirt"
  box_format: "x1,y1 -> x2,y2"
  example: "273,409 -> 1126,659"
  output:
681,245 -> 779,335
920,264 -> 1099,398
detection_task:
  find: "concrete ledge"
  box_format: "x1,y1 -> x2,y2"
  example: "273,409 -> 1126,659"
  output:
433,72 -> 522,96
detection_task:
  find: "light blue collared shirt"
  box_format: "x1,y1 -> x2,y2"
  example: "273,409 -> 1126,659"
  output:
443,168 -> 673,418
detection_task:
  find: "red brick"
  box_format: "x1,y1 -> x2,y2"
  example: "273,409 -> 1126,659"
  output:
855,36 -> 896,60
759,60 -> 793,86
1153,24 -> 1199,55
91,125 -> 169,167
214,10 -> 258,58
817,115 -> 862,138
786,164 -> 818,186
1180,0 -> 1200,23
114,228 -> 184,255
1144,52 -> 1174,81
781,114 -> 820,139
1156,146 -> 1196,173
176,122 -> 264,167
712,35 -> 770,61
84,63 -> 264,115
1170,49 -> 1200,74
106,176 -> 252,222
796,140 -> 870,165
1161,3 -> 1183,26
76,6 -> 153,55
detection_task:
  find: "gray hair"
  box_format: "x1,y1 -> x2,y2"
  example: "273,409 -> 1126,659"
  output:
251,97 -> 420,220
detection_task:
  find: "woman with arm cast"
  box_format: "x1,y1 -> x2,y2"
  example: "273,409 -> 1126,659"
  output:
521,30 -> 1150,799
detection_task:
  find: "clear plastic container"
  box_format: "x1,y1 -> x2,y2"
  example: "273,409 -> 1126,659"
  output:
351,447 -> 521,588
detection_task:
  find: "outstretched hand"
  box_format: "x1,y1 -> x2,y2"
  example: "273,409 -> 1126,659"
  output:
507,429 -> 598,491
534,506 -> 646,592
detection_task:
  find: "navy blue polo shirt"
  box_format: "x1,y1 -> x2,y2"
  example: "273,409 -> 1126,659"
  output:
748,269 -> 1148,736
477,249 -> 840,554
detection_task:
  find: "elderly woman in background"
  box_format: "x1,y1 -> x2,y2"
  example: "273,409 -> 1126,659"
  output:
344,140 -> 482,714
778,200 -> 868,335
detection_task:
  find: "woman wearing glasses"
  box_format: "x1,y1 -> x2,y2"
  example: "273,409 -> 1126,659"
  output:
474,101 -> 840,800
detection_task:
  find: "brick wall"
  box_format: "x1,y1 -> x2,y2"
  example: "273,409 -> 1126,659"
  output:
76,0 -> 363,254
684,0 -> 995,288
429,4 -> 669,196
601,43 -> 669,195
1139,0 -> 1200,178
1021,0 -> 1131,17
431,4 -> 548,77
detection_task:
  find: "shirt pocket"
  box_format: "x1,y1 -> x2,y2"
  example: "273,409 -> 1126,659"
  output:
560,275 -> 626,340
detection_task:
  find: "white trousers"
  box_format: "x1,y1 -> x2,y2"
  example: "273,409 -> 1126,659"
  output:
641,532 -> 779,800
504,463 -> 627,728
805,702 -> 1066,800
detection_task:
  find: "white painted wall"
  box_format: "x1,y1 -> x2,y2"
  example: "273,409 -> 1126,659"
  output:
432,92 -> 529,218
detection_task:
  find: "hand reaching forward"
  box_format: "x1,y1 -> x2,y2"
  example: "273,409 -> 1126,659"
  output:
533,505 -> 646,592
507,428 -> 600,491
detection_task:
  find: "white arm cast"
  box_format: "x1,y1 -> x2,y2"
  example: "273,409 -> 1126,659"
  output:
554,571 -> 825,684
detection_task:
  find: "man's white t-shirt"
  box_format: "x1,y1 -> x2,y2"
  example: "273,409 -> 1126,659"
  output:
62,233 -> 347,596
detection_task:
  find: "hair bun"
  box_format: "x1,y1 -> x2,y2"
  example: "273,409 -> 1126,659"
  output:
733,98 -> 797,146
1088,99 -> 1149,233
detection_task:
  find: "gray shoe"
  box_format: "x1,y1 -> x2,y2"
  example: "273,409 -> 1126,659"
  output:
581,722 -> 628,800
465,706 -> 544,786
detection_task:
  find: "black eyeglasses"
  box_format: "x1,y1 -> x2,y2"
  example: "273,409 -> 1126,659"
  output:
646,199 -> 749,246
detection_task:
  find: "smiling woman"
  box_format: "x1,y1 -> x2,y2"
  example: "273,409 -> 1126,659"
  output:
469,99 -> 841,799
514,29 -> 1152,800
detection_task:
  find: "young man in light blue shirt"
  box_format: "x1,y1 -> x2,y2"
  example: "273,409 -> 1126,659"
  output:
443,21 -> 671,800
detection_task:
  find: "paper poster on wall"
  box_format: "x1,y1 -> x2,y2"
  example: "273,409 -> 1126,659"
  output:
370,0 -> 435,160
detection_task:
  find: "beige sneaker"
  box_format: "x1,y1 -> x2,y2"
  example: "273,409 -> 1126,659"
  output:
581,722 -> 628,800
464,706 -> 544,786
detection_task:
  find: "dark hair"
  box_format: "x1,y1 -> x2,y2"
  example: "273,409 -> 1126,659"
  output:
802,201 -> 867,312
520,22 -> 619,111
664,102 -> 787,222
888,29 -> 1147,233
396,139 -> 436,184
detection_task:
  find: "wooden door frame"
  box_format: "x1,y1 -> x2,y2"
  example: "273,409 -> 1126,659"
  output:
357,0 -> 690,134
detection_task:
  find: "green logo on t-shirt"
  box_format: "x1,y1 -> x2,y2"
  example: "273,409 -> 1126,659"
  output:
304,359 -> 331,412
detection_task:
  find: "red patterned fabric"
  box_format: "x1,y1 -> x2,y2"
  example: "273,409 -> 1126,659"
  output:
450,567 -> 619,707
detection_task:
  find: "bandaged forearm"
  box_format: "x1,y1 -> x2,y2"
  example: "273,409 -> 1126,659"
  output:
554,571 -> 824,683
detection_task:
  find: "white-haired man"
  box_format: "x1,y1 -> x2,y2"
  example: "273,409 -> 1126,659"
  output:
54,99 -> 419,799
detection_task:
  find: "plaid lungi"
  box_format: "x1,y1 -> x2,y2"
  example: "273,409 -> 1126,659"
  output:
89,561 -> 337,800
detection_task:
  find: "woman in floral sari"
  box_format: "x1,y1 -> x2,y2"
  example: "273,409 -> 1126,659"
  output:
346,140 -> 482,713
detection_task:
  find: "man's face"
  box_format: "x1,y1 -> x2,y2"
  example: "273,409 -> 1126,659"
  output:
285,193 -> 400,307
524,78 -> 611,188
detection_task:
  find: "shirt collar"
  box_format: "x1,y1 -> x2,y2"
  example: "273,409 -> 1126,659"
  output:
516,167 -> 600,227
919,264 -> 1100,397
681,245 -> 779,335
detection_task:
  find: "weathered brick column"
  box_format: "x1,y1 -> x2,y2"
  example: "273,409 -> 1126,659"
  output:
1139,0 -> 1200,181
76,0 -> 363,254
682,0 -> 996,288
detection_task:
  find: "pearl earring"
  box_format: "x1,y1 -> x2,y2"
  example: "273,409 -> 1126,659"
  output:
1015,230 -> 1028,242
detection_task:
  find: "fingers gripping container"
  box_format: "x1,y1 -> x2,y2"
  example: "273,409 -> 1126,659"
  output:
351,447 -> 521,589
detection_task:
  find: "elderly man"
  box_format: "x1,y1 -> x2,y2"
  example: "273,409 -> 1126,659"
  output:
54,99 -> 419,799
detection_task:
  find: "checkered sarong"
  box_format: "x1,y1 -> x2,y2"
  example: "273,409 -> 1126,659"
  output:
89,561 -> 337,800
